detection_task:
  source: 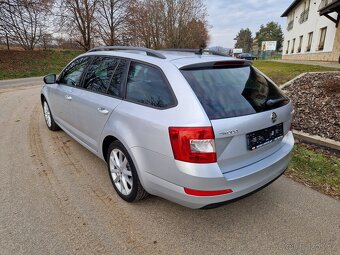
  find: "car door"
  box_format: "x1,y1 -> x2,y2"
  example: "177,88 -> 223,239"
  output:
70,56 -> 128,152
48,56 -> 91,133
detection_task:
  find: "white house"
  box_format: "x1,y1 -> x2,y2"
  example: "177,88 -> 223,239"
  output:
281,0 -> 340,62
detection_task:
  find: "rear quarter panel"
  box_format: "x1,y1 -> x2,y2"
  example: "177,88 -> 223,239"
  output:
100,61 -> 211,183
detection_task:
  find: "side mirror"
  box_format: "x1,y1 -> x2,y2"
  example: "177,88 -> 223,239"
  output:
43,74 -> 56,84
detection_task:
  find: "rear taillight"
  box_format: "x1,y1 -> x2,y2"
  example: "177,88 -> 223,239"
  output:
168,127 -> 217,163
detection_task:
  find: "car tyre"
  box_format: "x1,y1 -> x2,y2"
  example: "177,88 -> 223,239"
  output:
42,99 -> 60,131
107,140 -> 148,202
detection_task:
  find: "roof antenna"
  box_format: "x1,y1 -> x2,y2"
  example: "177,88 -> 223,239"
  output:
196,47 -> 204,55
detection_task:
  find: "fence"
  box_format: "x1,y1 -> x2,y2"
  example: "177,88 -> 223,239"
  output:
251,50 -> 282,60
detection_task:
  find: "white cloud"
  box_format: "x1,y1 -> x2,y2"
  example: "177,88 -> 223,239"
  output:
204,0 -> 289,48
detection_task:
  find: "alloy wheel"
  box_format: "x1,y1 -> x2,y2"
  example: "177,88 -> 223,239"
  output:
43,101 -> 52,128
109,148 -> 133,196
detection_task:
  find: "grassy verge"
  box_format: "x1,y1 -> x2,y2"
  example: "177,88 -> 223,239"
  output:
0,50 -> 82,80
1,50 -> 339,83
253,60 -> 339,85
286,143 -> 339,200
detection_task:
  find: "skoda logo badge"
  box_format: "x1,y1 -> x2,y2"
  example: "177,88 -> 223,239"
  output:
271,112 -> 277,123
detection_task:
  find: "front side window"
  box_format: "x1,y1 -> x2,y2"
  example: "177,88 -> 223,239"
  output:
181,65 -> 289,120
126,62 -> 176,108
83,56 -> 119,95
59,57 -> 90,86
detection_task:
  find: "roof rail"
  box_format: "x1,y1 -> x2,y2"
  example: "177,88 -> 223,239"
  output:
88,46 -> 166,59
161,48 -> 229,57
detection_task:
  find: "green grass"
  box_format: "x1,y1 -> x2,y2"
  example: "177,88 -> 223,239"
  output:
287,144 -> 340,198
1,50 -> 339,83
0,50 -> 82,80
253,60 -> 339,85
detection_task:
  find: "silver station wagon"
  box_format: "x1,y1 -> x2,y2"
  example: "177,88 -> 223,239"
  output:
41,46 -> 294,209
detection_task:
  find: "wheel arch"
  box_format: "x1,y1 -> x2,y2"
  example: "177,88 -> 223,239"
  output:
101,133 -> 149,195
40,94 -> 46,105
102,135 -> 119,162
40,85 -> 50,106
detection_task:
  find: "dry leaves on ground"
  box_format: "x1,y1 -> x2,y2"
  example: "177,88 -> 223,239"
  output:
284,72 -> 340,141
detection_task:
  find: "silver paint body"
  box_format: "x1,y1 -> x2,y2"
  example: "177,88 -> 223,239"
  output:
41,50 -> 294,208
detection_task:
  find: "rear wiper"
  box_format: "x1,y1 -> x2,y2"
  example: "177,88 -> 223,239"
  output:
266,98 -> 287,106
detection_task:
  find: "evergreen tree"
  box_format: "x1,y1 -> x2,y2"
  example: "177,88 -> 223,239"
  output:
234,28 -> 253,52
255,22 -> 283,51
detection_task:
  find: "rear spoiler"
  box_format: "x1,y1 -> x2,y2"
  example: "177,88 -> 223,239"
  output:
180,60 -> 251,70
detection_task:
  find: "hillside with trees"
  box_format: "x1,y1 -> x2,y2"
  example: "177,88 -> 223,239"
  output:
0,0 -> 209,50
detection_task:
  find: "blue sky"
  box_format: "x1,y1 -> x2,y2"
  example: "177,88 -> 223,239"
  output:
204,0 -> 290,48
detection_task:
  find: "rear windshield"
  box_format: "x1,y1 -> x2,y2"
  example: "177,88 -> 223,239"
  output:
181,65 -> 289,120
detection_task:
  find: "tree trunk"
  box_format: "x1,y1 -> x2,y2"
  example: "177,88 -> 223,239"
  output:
5,33 -> 10,51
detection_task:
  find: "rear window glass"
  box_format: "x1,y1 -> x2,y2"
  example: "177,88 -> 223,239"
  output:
181,66 -> 289,120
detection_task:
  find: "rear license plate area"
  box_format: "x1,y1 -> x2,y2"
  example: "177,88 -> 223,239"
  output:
246,123 -> 284,151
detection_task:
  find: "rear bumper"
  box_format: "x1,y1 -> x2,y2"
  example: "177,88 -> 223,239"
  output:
142,132 -> 294,209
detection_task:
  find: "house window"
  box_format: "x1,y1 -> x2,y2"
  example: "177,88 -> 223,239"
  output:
287,11 -> 295,31
298,36 -> 303,53
306,32 -> 313,52
299,0 -> 310,23
291,38 -> 295,53
286,40 -> 290,54
318,27 -> 327,51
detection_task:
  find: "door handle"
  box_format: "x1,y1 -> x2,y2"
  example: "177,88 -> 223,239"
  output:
97,107 -> 109,115
65,95 -> 72,100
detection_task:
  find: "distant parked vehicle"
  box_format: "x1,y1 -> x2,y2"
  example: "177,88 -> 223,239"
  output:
238,53 -> 257,60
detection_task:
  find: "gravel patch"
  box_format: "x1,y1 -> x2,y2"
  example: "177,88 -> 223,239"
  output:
284,72 -> 340,141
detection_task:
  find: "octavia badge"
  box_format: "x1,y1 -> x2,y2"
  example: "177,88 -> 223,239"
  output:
271,112 -> 277,123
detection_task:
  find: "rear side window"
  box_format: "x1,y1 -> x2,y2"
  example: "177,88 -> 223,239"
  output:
181,65 -> 289,120
59,57 -> 90,86
126,62 -> 176,108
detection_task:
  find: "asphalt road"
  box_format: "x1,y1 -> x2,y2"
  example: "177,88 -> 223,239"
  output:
0,79 -> 339,255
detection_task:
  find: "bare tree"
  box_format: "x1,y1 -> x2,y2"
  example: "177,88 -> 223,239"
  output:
0,0 -> 209,51
126,0 -> 165,49
0,0 -> 53,50
94,0 -> 129,46
126,0 -> 209,49
59,0 -> 97,50
54,34 -> 79,49
40,33 -> 53,49
0,29 -> 11,50
183,19 -> 209,49
164,0 -> 209,48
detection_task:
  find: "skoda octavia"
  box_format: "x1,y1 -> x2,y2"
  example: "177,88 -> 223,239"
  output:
41,46 -> 294,208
